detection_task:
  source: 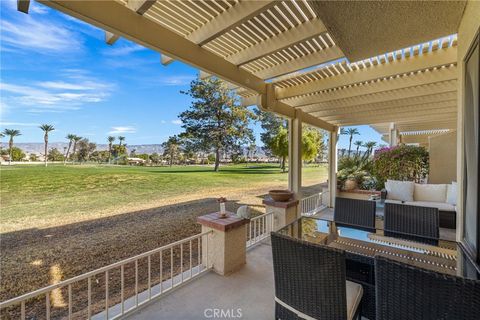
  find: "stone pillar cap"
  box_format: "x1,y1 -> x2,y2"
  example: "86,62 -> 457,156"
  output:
263,197 -> 299,208
197,212 -> 249,232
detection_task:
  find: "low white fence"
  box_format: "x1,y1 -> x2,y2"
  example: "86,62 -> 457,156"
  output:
300,192 -> 328,216
246,210 -> 275,248
0,231 -> 212,320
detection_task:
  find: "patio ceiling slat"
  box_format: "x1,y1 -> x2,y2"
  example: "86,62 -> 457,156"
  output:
300,80 -> 457,113
282,64 -> 457,107
275,45 -> 457,99
185,1 -> 277,46
311,95 -> 457,118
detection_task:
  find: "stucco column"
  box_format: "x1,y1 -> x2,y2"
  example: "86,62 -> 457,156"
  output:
288,114 -> 302,200
263,198 -> 299,229
389,123 -> 399,146
328,128 -> 338,208
197,212 -> 249,276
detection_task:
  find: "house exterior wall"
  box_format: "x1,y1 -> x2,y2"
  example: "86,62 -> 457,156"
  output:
456,0 -> 480,241
428,131 -> 457,184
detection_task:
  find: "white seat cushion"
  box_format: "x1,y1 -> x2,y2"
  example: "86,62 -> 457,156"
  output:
346,280 -> 363,320
414,183 -> 447,203
446,182 -> 458,205
404,201 -> 456,212
385,180 -> 414,202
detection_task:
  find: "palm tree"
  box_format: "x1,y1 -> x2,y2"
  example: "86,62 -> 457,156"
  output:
107,136 -> 115,164
118,136 -> 125,147
3,129 -> 21,164
64,134 -> 76,165
354,141 -> 363,159
362,141 -> 377,161
39,124 -> 55,167
346,128 -> 360,157
71,135 -> 82,163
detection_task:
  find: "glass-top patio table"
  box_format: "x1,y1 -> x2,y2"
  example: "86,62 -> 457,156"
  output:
275,217 -> 480,319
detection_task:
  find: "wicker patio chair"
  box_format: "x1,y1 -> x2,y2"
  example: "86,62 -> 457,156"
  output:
271,232 -> 363,320
334,197 -> 376,230
375,255 -> 480,320
384,202 -> 439,244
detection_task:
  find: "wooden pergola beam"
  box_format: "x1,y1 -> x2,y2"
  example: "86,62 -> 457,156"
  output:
127,0 -> 156,15
17,0 -> 30,13
276,46 -> 458,99
253,46 -> 344,80
186,1 -> 277,46
283,64 -> 457,107
312,98 -> 457,118
301,81 -> 457,113
105,31 -> 120,45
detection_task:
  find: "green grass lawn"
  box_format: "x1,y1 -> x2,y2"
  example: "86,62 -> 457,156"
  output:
0,163 -> 327,232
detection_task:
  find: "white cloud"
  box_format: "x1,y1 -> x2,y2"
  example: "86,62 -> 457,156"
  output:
108,126 -> 136,134
0,14 -> 83,54
160,76 -> 194,86
0,72 -> 114,113
0,122 -> 40,127
102,43 -> 146,57
171,119 -> 182,125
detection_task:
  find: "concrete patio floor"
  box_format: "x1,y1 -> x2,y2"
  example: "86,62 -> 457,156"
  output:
126,241 -> 275,320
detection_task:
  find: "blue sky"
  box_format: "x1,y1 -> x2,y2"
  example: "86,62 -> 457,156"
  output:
0,0 -> 383,150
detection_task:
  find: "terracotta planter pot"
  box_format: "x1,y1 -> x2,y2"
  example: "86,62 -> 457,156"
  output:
344,179 -> 357,191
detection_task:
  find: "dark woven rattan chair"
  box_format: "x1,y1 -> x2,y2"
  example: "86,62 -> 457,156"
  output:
334,197 -> 376,230
375,255 -> 480,320
384,202 -> 439,244
271,232 -> 363,320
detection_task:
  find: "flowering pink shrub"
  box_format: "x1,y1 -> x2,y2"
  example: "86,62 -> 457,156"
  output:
373,145 -> 429,188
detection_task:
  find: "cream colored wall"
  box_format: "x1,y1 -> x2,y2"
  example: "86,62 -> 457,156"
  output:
456,0 -> 480,241
428,131 -> 457,184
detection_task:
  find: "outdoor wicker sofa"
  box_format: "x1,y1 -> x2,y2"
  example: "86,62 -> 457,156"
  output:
384,202 -> 439,244
381,180 -> 457,229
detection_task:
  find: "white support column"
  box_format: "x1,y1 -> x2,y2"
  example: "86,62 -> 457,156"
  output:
328,128 -> 338,207
389,122 -> 399,146
288,114 -> 302,201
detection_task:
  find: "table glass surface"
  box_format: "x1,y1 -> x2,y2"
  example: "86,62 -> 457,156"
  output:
277,217 -> 480,280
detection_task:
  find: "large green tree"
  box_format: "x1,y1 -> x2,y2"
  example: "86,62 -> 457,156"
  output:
179,78 -> 255,171
270,126 -> 289,172
255,108 -> 287,157
48,148 -> 64,161
343,127 -> 360,157
162,135 -> 181,166
39,124 -> 55,167
3,129 -> 21,164
76,138 -> 96,162
302,127 -> 325,163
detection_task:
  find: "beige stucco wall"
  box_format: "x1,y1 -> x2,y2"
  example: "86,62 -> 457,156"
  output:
456,0 -> 480,241
428,131 -> 457,184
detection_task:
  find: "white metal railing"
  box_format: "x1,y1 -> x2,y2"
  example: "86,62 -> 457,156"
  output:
246,210 -> 275,248
0,231 -> 212,320
300,192 -> 328,216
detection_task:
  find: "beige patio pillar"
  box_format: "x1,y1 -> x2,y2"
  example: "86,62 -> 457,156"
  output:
263,198 -> 299,231
389,123 -> 399,146
288,113 -> 302,202
328,128 -> 338,207
197,212 -> 249,276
